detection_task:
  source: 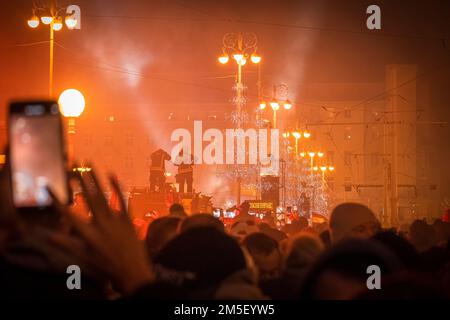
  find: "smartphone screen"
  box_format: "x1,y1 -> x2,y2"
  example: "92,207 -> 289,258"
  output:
9,101 -> 69,208
213,208 -> 221,218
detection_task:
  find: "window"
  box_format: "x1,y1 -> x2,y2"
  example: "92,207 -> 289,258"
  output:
344,108 -> 351,118
344,151 -> 352,166
344,177 -> 352,192
344,127 -> 351,141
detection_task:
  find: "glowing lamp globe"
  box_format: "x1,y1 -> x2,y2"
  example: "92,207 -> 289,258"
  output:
27,16 -> 40,28
270,101 -> 280,111
58,89 -> 85,118
292,131 -> 301,139
259,100 -> 267,110
283,100 -> 292,110
233,53 -> 244,63
218,54 -> 229,64
52,17 -> 63,31
65,16 -> 77,29
41,16 -> 53,25
250,54 -> 261,64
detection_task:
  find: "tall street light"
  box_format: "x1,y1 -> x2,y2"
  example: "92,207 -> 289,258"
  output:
218,32 -> 260,129
306,151 -> 324,177
259,83 -> 293,129
308,152 -> 316,177
320,165 -> 335,182
292,131 -> 301,155
27,3 -> 80,98
58,89 -> 85,165
218,32 -> 260,206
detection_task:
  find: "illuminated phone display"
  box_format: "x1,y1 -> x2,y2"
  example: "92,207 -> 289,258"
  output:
9,101 -> 69,208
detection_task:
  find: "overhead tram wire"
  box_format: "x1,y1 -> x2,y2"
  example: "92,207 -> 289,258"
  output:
84,14 -> 450,43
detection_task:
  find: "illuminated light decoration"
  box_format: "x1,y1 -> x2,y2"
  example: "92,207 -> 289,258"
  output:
320,166 -> 327,172
229,110 -> 249,126
239,58 -> 247,66
259,100 -> 266,110
303,131 -> 311,138
58,89 -> 85,117
165,172 -> 172,177
250,54 -> 261,64
308,152 -> 316,158
282,132 -> 290,138
328,166 -> 335,172
281,157 -> 330,215
313,166 -> 319,171
233,53 -> 244,63
218,54 -> 229,64
283,100 -> 293,110
52,17 -> 63,31
27,15 -> 39,28
65,15 -> 77,29
41,16 -> 53,25
300,151 -> 306,157
73,167 -> 92,173
292,131 -> 301,139
270,101 -> 280,111
317,151 -> 324,158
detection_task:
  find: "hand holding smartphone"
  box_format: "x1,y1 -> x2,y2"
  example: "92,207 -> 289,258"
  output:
8,100 -> 70,209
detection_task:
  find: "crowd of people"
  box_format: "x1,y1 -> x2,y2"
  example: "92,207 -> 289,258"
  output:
0,164 -> 449,300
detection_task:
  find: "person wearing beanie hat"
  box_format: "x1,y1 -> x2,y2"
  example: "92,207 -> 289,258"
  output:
152,226 -> 246,297
329,203 -> 380,243
230,218 -> 260,242
179,213 -> 225,234
299,238 -> 402,299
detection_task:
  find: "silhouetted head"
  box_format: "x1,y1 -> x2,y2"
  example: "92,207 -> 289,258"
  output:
286,232 -> 325,270
154,227 -> 246,290
371,230 -> 420,270
329,203 -> 380,243
242,232 -> 282,281
230,218 -> 259,242
299,239 -> 402,300
169,203 -> 187,218
409,219 -> 436,252
180,213 -> 224,233
432,220 -> 450,246
146,216 -> 182,259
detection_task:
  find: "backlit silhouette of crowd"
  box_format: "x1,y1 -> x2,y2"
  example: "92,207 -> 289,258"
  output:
0,163 -> 449,299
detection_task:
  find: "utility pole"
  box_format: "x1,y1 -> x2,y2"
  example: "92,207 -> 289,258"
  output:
390,88 -> 399,227
382,118 -> 389,226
